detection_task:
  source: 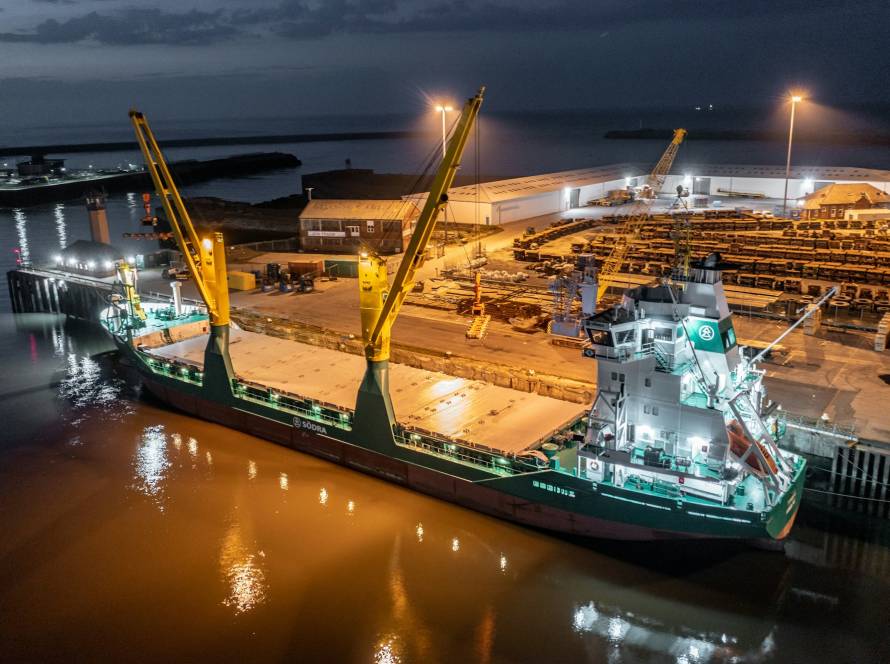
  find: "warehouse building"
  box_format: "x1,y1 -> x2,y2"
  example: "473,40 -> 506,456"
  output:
407,163 -> 890,225
298,199 -> 420,254
798,182 -> 890,220
405,164 -> 641,226
662,164 -> 890,204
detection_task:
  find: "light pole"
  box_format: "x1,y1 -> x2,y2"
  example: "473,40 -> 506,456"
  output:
782,94 -> 803,217
435,104 -> 454,157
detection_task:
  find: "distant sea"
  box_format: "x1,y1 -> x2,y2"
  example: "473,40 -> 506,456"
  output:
2,105 -> 890,311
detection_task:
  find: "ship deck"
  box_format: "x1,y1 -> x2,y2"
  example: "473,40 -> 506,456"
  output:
145,328 -> 587,455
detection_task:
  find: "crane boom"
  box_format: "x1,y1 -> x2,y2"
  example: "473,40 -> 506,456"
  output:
595,128 -> 686,302
129,110 -> 229,326
360,87 -> 484,361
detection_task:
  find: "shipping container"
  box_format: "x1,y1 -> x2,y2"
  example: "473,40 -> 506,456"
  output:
288,260 -> 324,276
227,271 -> 257,291
323,258 -> 359,278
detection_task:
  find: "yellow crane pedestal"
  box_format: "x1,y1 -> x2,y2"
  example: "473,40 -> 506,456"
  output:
353,87 -> 484,446
130,110 -> 235,397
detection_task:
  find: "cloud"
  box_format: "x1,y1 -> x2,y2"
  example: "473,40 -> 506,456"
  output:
0,8 -> 238,45
238,0 -> 888,40
1,0 -> 887,46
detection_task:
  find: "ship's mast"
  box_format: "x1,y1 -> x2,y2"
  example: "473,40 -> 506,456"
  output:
354,87 -> 484,445
129,110 -> 234,393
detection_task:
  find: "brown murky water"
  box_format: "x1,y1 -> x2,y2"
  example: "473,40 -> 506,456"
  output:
2,313 -> 890,663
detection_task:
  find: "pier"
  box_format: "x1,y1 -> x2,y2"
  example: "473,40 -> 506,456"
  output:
0,152 -> 300,207
6,268 -> 112,321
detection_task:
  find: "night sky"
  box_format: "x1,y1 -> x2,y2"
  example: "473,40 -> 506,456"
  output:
1,0 -> 888,126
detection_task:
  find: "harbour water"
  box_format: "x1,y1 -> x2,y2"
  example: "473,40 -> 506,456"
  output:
3,109 -> 890,662
1,313 -> 890,662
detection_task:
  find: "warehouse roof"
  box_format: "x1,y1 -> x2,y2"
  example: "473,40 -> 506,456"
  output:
801,182 -> 890,210
671,163 -> 890,183
406,162 -> 890,207
300,199 -> 419,220
408,163 -> 642,204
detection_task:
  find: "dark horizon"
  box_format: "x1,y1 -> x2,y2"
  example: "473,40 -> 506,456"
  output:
0,0 -> 888,129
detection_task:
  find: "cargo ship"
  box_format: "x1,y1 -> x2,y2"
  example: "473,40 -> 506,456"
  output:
101,96 -> 804,542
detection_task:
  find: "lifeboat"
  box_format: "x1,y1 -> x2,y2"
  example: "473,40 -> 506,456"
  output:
727,420 -> 778,475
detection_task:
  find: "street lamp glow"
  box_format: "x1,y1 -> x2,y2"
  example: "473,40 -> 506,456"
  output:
435,103 -> 455,157
782,94 -> 804,216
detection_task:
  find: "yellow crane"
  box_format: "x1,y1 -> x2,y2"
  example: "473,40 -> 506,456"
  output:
595,128 -> 686,302
355,87 -> 484,440
129,110 -> 234,391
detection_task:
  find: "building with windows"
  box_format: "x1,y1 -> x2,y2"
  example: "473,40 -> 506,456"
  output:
799,182 -> 890,220
405,163 -> 890,225
298,199 -> 420,254
405,164 -> 641,226
53,240 -> 121,277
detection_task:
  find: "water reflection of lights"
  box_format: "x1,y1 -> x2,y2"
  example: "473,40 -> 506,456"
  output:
415,523 -> 424,543
53,203 -> 67,250
571,600 -> 739,662
13,208 -> 30,265
573,603 -> 600,633
499,554 -> 507,573
205,450 -> 213,466
607,616 -> 629,643
318,487 -> 328,505
373,636 -> 402,664
132,425 -> 170,508
58,353 -> 129,422
220,520 -> 267,615
247,460 -> 257,480
187,437 -> 198,459
347,499 -> 355,514
451,537 -> 460,552
279,473 -> 289,491
50,325 -> 69,358
171,433 -> 182,451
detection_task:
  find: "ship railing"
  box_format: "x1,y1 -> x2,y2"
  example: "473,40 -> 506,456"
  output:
396,431 -> 521,476
779,411 -> 856,442
588,344 -> 643,363
141,290 -> 207,311
232,379 -> 353,430
141,354 -> 203,385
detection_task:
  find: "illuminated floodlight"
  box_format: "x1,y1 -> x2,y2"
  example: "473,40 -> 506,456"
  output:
54,254 -> 63,263
434,103 -> 455,157
103,260 -> 113,269
87,260 -> 96,270
126,255 -> 136,264
201,238 -> 213,251
791,95 -> 803,103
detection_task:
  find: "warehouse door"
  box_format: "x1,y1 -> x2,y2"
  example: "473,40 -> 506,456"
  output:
569,188 -> 581,208
693,177 -> 711,195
